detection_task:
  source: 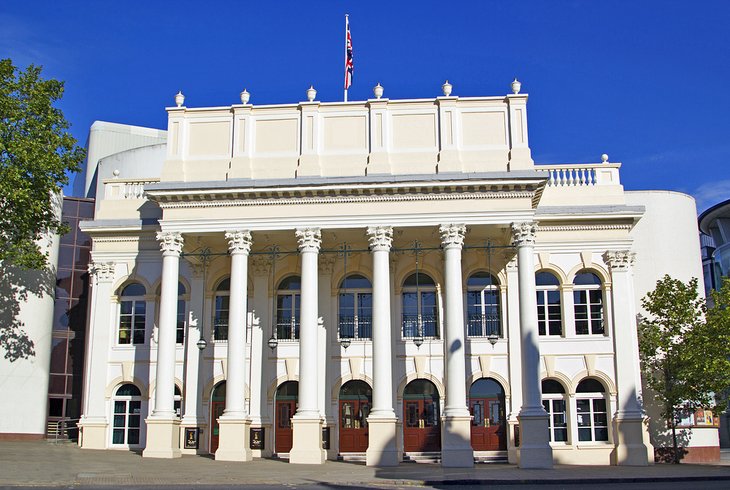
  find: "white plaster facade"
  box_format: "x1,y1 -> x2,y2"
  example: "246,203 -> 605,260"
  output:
76,87 -> 705,466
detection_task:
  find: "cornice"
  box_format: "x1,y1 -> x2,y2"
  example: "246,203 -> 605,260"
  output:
538,224 -> 632,232
158,190 -> 535,209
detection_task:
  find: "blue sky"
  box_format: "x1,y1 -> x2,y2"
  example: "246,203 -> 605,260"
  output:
2,1 -> 729,211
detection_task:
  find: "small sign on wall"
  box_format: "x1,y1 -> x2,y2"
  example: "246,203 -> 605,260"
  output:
322,427 -> 330,450
250,427 -> 265,450
184,427 -> 199,449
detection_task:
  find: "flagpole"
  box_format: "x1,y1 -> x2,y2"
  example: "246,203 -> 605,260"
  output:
344,14 -> 349,102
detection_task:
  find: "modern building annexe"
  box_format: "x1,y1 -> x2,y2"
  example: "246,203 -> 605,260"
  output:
75,82 -> 708,467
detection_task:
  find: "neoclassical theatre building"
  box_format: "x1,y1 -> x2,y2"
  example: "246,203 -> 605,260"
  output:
76,81 -> 705,467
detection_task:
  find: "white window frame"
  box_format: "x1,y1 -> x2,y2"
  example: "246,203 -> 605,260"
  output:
111,384 -> 143,447
536,272 -> 563,337
338,275 -> 373,341
573,272 -> 604,336
118,284 -> 147,345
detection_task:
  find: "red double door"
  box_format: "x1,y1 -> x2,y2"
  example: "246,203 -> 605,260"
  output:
209,400 -> 225,453
339,397 -> 370,452
469,396 -> 506,451
275,399 -> 296,454
403,397 -> 440,452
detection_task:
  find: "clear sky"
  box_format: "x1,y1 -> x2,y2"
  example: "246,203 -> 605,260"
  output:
2,1 -> 728,211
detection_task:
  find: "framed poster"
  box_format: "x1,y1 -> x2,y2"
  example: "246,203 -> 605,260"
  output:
250,427 -> 264,450
184,427 -> 199,449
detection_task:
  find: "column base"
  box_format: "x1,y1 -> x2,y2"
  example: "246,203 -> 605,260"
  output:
78,417 -> 108,450
441,414 -> 474,467
143,418 -> 182,459
517,413 -> 552,469
612,416 -> 650,466
215,417 -> 252,462
289,417 -> 326,465
366,416 -> 399,467
179,419 -> 205,455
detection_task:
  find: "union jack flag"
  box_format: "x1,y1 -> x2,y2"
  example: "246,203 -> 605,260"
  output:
344,16 -> 353,90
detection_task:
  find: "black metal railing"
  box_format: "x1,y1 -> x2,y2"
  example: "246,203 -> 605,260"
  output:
402,314 -> 439,338
338,315 -> 372,339
276,318 -> 300,340
466,313 -> 501,338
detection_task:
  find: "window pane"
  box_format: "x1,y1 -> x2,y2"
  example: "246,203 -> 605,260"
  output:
593,398 -> 607,412
127,429 -> 139,445
113,415 -> 125,428
595,428 -> 609,441
555,428 -> 568,442
120,301 -> 132,315
576,399 -> 590,413
112,429 -> 125,444
578,427 -> 592,441
114,400 -> 125,413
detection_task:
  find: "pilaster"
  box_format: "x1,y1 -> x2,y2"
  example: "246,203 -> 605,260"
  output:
604,250 -> 649,466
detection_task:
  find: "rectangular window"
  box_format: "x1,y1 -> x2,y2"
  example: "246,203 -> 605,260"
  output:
119,300 -> 146,344
276,294 -> 300,340
543,399 -> 568,442
214,295 -> 229,340
574,290 -> 604,335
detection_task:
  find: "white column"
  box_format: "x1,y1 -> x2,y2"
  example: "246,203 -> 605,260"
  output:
512,222 -> 552,468
439,224 -> 474,467
215,230 -> 253,462
604,250 -> 649,466
180,264 -> 205,454
144,231 -> 184,458
78,261 -> 116,449
365,226 -> 399,467
290,227 -> 326,464
249,255 -> 270,456
504,256 -> 522,464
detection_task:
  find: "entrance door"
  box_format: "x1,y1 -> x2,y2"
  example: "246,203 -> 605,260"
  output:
403,379 -> 440,452
339,380 -> 372,453
469,378 -> 506,451
209,381 -> 226,453
275,381 -> 298,454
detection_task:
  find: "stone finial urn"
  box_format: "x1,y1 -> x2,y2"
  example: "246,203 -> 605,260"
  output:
442,80 -> 453,97
373,82 -> 384,99
175,91 -> 185,107
601,154 -> 609,163
240,89 -> 250,105
511,78 -> 521,94
306,85 -> 317,102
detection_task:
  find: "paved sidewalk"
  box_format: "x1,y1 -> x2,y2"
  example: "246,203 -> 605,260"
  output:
1,441 -> 730,487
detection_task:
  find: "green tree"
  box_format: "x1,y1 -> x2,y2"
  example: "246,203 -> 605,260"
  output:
639,275 -> 730,463
0,59 -> 85,360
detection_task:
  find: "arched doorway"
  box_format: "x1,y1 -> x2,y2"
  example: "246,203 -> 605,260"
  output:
339,380 -> 372,453
209,381 -> 226,453
275,381 -> 298,454
468,378 -> 506,451
403,379 -> 440,452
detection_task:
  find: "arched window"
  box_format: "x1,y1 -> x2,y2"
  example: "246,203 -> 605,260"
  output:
542,379 -> 568,442
466,272 -> 501,338
119,283 -> 146,345
213,278 -> 230,341
112,383 -> 142,446
338,274 -> 372,340
156,282 -> 187,344
573,272 -> 604,335
536,272 -> 562,336
402,273 -> 439,339
576,378 -> 609,442
277,276 -> 301,340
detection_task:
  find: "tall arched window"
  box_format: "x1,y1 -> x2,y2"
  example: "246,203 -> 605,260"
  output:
402,272 -> 439,339
536,272 -> 562,336
338,274 -> 372,340
213,278 -> 230,341
119,283 -> 146,345
156,282 -> 187,344
576,378 -> 609,442
112,383 -> 142,446
277,276 -> 301,340
542,379 -> 568,442
466,272 -> 501,338
573,272 -> 604,335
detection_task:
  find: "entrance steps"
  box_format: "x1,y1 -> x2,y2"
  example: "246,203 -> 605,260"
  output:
338,452 -> 366,463
403,452 -> 441,463
474,451 -> 508,464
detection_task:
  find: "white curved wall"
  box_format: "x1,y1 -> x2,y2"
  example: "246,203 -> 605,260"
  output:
626,190 -> 705,307
0,199 -> 61,437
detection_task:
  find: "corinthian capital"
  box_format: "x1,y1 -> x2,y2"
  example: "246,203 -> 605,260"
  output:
295,227 -> 321,253
88,261 -> 115,283
511,222 -> 537,247
225,230 -> 253,255
366,226 -> 393,252
439,223 -> 466,249
603,250 -> 636,271
157,231 -> 184,256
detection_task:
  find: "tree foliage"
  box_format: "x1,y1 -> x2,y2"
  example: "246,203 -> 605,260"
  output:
0,58 -> 85,269
639,275 -> 730,462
